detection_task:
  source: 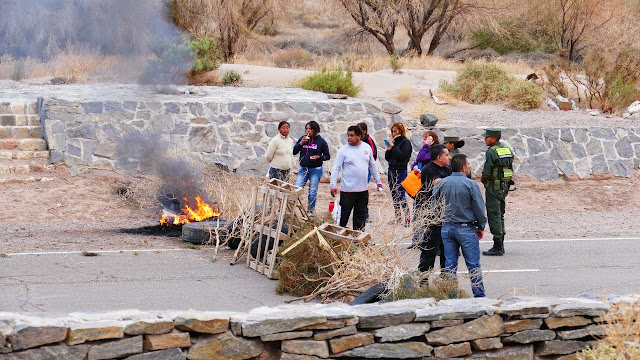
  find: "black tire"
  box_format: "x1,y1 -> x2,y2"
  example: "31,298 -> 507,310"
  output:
181,220 -> 232,245
350,282 -> 386,305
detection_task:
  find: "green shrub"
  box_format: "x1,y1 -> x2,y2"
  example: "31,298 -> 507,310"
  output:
11,60 -> 25,81
389,53 -> 402,73
508,81 -> 543,110
470,20 -> 555,55
441,61 -> 543,110
139,35 -> 193,84
296,68 -> 362,97
189,37 -> 222,73
221,70 -> 243,86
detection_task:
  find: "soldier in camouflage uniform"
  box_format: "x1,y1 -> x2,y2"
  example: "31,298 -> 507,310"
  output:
480,128 -> 514,256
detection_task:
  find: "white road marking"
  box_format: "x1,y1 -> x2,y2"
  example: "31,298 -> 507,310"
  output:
460,269 -> 540,274
5,248 -> 189,256
401,236 -> 640,245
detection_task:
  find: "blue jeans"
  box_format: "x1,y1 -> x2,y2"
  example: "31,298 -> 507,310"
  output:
442,222 -> 486,298
294,166 -> 323,213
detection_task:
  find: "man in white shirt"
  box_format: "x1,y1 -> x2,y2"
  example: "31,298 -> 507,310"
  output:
331,126 -> 383,230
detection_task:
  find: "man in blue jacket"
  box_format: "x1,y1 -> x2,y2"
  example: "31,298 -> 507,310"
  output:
433,154 -> 488,298
293,120 -> 331,217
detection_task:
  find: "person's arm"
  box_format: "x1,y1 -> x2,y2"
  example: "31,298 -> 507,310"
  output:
481,149 -> 494,184
470,182 -> 488,229
369,152 -> 383,187
265,137 -> 277,163
293,137 -> 302,155
402,139 -> 413,164
321,139 -> 331,161
330,149 -> 344,195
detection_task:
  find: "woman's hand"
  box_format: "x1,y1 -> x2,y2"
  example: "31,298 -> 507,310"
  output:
412,165 -> 420,172
426,136 -> 434,146
310,155 -> 320,161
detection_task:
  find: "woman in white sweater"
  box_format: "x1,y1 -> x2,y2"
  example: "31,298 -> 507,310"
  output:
265,121 -> 295,182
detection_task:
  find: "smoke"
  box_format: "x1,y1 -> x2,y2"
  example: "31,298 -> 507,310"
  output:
0,0 -> 191,83
116,130 -> 214,214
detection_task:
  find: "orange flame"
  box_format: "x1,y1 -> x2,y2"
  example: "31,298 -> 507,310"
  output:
159,195 -> 220,226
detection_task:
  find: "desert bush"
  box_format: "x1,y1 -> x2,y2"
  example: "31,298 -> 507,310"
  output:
441,61 -> 513,104
221,70 -> 243,86
139,36 -> 193,85
272,47 -> 315,68
389,53 -> 402,73
397,87 -> 413,102
10,59 -> 24,81
295,68 -> 362,97
190,37 -> 222,73
470,20 -> 547,55
441,61 -> 543,110
508,81 -> 543,110
579,299 -> 640,359
385,271 -> 469,301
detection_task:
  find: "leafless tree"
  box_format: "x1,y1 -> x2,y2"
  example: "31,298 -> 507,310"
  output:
552,0 -> 612,60
337,0 -> 399,55
398,0 -> 475,56
170,0 -> 286,61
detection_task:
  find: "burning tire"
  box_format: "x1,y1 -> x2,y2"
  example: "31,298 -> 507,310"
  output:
182,219 -> 234,245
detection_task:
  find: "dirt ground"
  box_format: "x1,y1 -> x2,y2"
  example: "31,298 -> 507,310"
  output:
1,166 -> 639,254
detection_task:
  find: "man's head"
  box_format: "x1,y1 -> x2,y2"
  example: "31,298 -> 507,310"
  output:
356,122 -> 368,137
347,125 -> 363,146
430,144 -> 450,167
451,154 -> 470,175
483,128 -> 501,146
305,121 -> 321,137
278,121 -> 290,137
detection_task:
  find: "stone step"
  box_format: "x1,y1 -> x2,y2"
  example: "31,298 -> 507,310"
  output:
0,126 -> 44,139
0,150 -> 50,160
0,114 -> 41,126
0,161 -> 54,174
0,173 -> 56,184
0,102 -> 38,115
0,138 -> 47,151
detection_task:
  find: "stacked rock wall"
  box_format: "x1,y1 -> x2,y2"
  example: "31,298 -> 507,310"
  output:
1,83 -> 638,180
2,296 -> 637,359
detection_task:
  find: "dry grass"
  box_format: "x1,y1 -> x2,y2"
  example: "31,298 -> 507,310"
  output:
580,297 -> 640,359
411,97 -> 450,122
0,46 -> 118,82
397,87 -> 414,102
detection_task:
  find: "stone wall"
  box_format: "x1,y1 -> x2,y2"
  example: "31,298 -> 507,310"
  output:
2,296 -> 637,359
1,83 -> 639,180
35,86 -> 401,176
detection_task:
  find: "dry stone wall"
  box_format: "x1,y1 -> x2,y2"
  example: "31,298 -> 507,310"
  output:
1,295 -> 637,360
1,82 -> 639,180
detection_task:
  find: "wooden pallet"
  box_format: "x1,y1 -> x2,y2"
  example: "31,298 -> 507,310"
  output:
317,223 -> 371,244
232,180 -> 307,279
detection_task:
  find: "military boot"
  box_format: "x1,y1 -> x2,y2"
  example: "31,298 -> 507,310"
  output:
482,239 -> 505,256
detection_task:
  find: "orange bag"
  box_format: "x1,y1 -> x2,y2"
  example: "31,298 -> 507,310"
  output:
401,170 -> 422,198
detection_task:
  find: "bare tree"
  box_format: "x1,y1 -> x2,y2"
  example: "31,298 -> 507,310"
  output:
170,0 -> 286,61
338,0 -> 399,55
551,0 -> 612,60
398,0 -> 477,56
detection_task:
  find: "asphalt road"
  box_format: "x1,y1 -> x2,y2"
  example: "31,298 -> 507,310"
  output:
2,236 -> 640,313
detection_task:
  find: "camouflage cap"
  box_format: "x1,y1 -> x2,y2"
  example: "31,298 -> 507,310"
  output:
443,136 -> 460,143
482,128 -> 502,137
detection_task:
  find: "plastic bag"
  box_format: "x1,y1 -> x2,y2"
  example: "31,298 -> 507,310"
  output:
401,170 -> 422,198
331,199 -> 341,223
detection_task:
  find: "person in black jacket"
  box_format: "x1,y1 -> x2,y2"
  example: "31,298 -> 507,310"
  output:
384,122 -> 412,226
293,120 -> 331,217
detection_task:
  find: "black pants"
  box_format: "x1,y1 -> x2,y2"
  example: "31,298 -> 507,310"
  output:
418,225 -> 446,272
339,191 -> 369,231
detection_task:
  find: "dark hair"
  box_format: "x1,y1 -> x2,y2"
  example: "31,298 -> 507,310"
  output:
451,154 -> 468,172
356,122 -> 368,132
430,144 -> 447,161
348,125 -> 362,136
278,120 -> 290,130
306,121 -> 320,136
